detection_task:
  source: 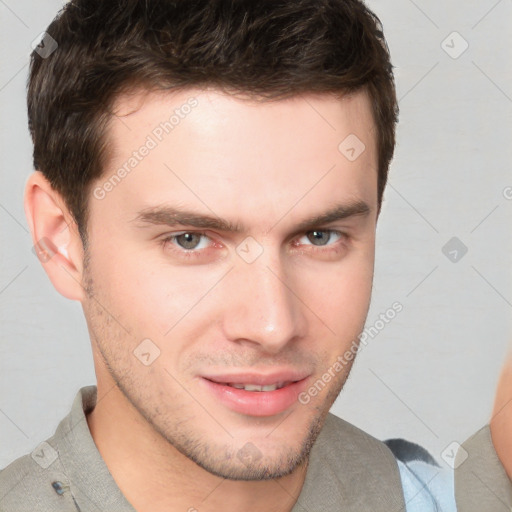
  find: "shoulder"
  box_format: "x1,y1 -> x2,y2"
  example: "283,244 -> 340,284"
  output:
0,439 -> 78,511
320,412 -> 393,452
0,386 -> 96,511
459,423 -> 496,462
319,412 -> 402,466
314,413 -> 406,486
455,424 -> 512,511
297,413 -> 407,510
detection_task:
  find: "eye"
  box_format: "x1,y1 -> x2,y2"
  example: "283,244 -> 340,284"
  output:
296,229 -> 346,248
160,231 -> 214,260
160,231 -> 214,258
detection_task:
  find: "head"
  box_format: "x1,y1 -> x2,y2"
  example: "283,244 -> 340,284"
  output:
25,0 -> 398,480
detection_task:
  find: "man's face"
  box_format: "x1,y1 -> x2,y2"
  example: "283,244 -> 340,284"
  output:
82,87 -> 378,480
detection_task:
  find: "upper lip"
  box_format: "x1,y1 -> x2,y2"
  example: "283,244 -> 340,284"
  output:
202,370 -> 310,386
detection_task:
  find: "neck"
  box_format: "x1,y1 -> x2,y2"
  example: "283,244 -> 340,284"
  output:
86,381 -> 308,512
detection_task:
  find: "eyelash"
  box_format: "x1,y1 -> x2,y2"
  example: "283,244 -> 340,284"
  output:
159,229 -> 348,260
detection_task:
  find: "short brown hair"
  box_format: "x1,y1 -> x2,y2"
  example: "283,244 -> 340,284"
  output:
28,0 -> 398,248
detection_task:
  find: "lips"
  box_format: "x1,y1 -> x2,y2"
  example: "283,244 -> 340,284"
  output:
200,371 -> 310,416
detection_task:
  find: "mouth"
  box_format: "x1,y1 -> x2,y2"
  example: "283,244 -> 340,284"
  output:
213,381 -> 294,392
200,372 -> 309,417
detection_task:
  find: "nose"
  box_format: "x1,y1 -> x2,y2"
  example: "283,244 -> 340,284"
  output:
221,247 -> 307,354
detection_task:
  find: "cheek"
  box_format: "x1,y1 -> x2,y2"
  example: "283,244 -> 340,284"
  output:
91,245 -> 225,339
87,243 -> 167,334
301,248 -> 374,323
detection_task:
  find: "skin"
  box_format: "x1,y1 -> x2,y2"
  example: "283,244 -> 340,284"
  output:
490,352 -> 512,480
24,87 -> 379,512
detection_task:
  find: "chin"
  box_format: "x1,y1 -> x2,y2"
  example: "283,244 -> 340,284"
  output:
189,445 -> 307,481
174,411 -> 325,481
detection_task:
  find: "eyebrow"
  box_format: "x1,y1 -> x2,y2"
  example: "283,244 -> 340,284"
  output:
131,200 -> 372,234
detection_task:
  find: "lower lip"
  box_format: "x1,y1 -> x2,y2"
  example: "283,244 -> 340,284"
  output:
200,378 -> 308,417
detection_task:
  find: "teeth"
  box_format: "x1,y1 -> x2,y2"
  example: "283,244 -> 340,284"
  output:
227,382 -> 290,391
244,384 -> 274,391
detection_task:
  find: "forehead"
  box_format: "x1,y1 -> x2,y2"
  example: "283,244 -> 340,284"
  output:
92,87 -> 378,232
109,86 -> 376,146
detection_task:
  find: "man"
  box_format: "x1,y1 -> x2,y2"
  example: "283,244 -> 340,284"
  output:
0,1 -> 453,510
455,353 -> 512,511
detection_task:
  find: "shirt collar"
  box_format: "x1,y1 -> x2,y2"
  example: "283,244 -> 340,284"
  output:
54,385 -> 136,511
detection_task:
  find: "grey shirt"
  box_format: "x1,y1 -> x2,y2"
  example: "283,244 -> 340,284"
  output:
1,385 -> 406,511
455,424 -> 512,511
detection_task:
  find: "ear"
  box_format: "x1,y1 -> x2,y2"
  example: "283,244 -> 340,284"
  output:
24,170 -> 86,301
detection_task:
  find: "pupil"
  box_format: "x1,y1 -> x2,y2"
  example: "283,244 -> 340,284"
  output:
178,233 -> 199,249
309,230 -> 329,246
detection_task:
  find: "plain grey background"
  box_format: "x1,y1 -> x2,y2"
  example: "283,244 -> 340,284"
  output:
1,0 -> 511,470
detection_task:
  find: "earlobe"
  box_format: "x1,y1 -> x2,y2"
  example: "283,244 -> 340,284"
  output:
24,170 -> 86,302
